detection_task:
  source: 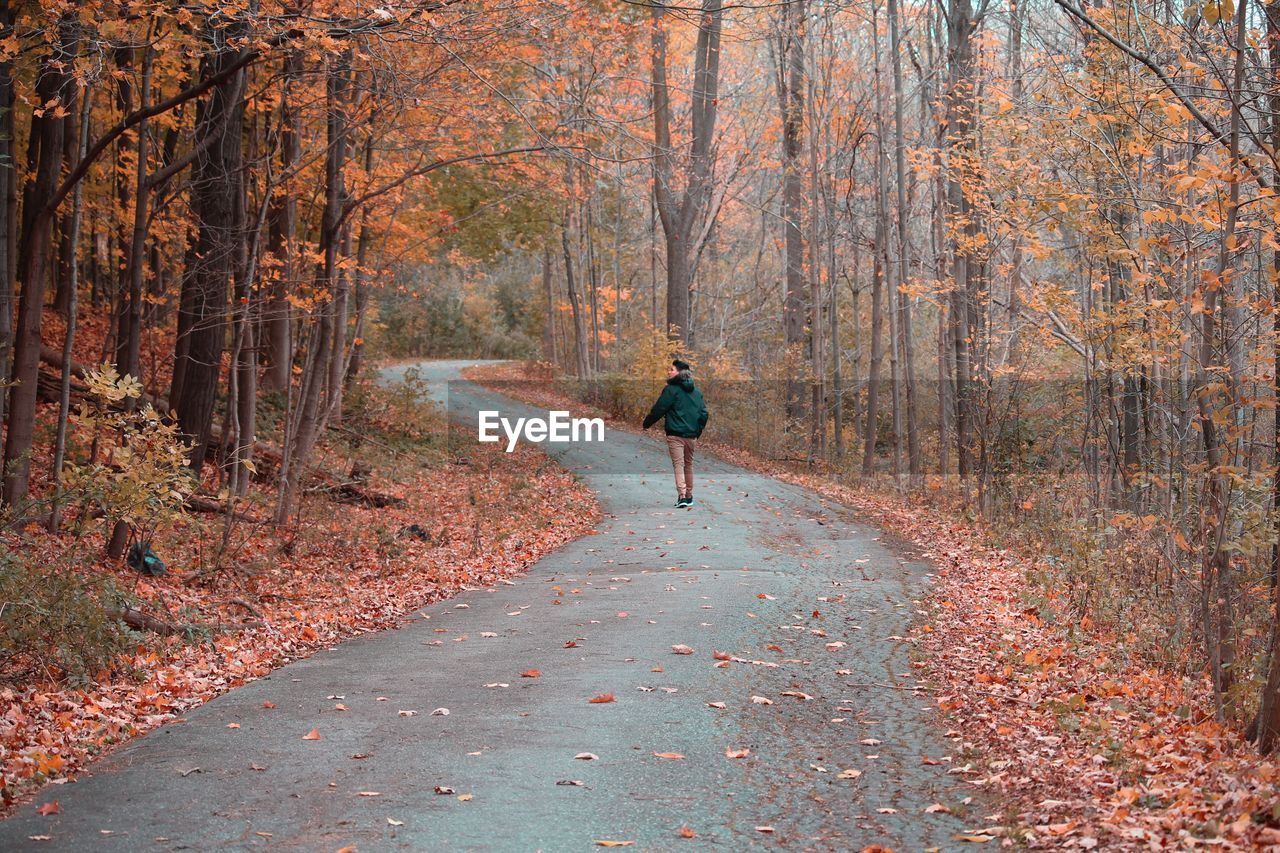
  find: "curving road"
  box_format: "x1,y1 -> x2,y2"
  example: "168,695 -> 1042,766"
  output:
0,361 -> 974,851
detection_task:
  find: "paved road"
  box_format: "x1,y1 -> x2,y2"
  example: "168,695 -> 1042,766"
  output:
1,361 -> 974,851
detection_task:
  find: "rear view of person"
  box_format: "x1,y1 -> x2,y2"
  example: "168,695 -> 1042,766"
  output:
642,359 -> 709,508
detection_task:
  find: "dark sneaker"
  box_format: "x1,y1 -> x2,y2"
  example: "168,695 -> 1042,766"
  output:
674,496 -> 687,507
684,495 -> 695,507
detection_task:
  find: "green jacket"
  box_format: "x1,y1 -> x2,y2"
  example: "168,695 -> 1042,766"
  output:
643,376 -> 708,438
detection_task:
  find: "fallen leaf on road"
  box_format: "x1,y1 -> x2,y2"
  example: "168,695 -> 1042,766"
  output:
262,701 -> 276,709
677,825 -> 697,838
358,791 -> 381,797
725,747 -> 750,759
334,703 -> 348,712
712,650 -> 731,660
653,751 -> 685,760
757,593 -> 776,600
565,640 -> 579,648
458,794 -> 473,801
521,668 -> 542,678
860,738 -> 882,746
825,642 -> 846,651
751,695 -> 773,705
227,722 -> 241,729
27,836 -> 51,842
575,752 -> 599,760
302,729 -> 321,740
837,768 -> 862,779
433,786 -> 455,795
398,710 -> 417,717
556,780 -> 585,786
707,701 -> 727,709
594,841 -> 635,848
480,632 -> 498,638
781,690 -> 812,700
351,753 -> 369,760
876,807 -> 898,814
756,826 -> 775,833
430,708 -> 449,716
588,693 -> 616,704
954,834 -> 995,843
671,644 -> 694,655
388,818 -> 404,826
483,683 -> 509,688
36,802 -> 59,816
925,803 -> 951,814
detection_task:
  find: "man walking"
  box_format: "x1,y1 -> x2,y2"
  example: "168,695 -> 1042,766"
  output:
642,359 -> 708,508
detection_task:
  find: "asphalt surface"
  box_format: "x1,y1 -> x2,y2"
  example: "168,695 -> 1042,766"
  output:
1,360 -> 976,851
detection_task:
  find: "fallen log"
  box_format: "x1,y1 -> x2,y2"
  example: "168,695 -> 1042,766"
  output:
185,494 -> 262,524
106,606 -> 262,637
332,482 -> 404,508
38,346 -> 170,411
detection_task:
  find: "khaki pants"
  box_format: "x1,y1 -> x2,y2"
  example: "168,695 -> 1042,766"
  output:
666,436 -> 696,497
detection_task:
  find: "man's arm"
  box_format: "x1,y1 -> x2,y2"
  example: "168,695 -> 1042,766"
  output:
642,386 -> 675,429
697,396 -> 708,436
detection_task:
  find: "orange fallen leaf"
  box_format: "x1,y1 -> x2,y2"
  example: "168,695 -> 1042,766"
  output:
588,693 -> 616,704
521,669 -> 542,678
653,751 -> 685,760
711,650 -> 731,660
677,825 -> 697,839
725,747 -> 750,759
671,644 -> 695,655
594,842 -> 635,848
36,801 -> 59,816
302,728 -> 321,740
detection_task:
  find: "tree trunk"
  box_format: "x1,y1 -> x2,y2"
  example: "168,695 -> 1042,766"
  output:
889,0 -> 920,480
0,0 -> 14,433
260,50 -> 301,394
563,212 -> 590,378
2,14 -> 77,508
172,14 -> 248,471
276,50 -> 350,522
1258,0 -> 1280,755
651,0 -> 724,344
775,1 -> 807,429
48,83 -> 93,532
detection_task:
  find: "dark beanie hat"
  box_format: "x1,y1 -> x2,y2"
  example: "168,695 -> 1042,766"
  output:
672,358 -> 691,371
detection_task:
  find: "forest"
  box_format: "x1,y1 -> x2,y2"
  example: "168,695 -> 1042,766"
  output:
3,0 -> 1280,843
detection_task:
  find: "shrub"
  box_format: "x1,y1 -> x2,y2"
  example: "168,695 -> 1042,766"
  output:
62,364 -> 195,549
0,543 -> 128,683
